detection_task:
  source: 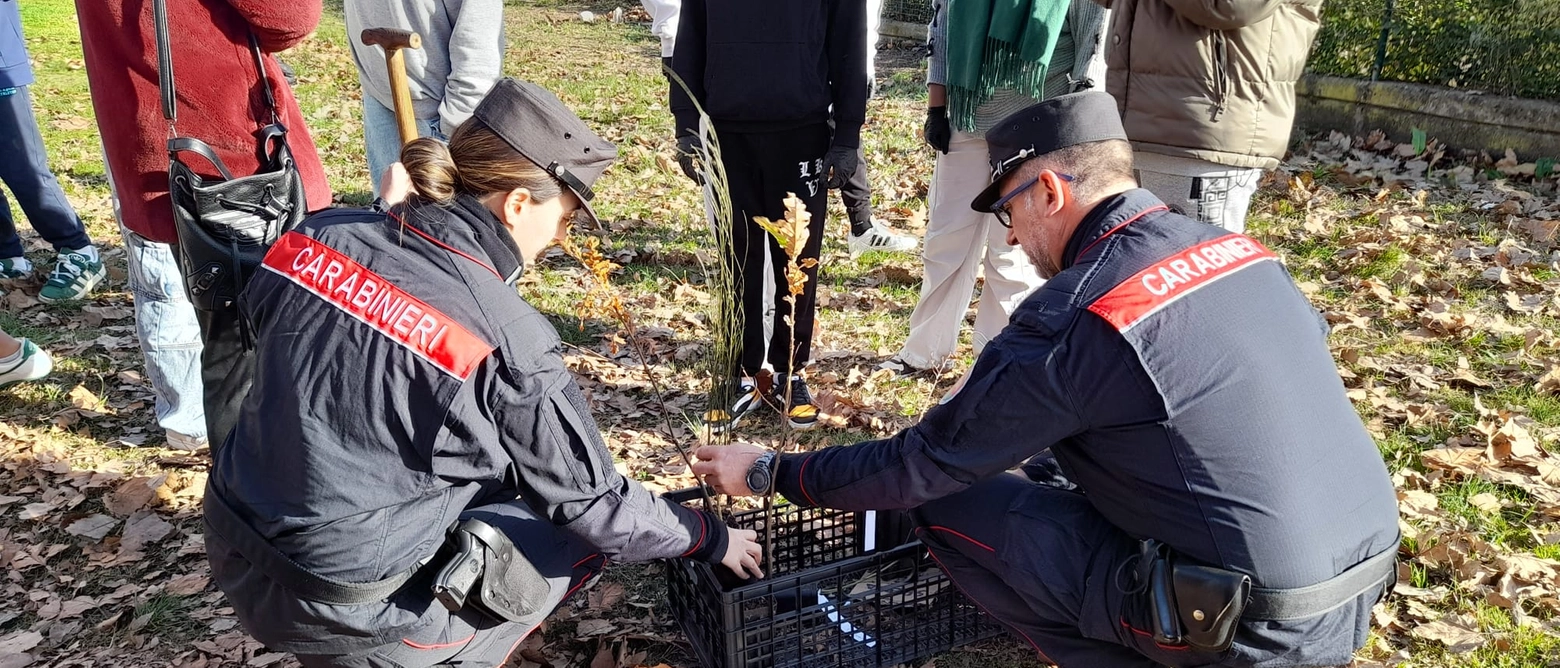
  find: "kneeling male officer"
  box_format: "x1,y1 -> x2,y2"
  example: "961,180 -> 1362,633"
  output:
204,80 -> 762,667
694,92 -> 1400,667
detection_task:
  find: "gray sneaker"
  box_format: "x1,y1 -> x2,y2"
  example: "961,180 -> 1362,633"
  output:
39,247 -> 105,303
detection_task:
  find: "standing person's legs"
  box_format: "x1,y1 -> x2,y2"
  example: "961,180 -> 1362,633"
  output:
721,131 -> 773,379
120,225 -> 208,448
892,131 -> 999,370
757,124 -> 830,376
839,146 -> 874,236
362,92 -> 444,194
1188,170 -> 1262,234
110,144 -> 209,449
1133,153 -> 1263,233
836,140 -> 915,256
911,474 -> 1225,668
0,176 -> 22,268
971,207 -> 1041,353
0,87 -> 94,255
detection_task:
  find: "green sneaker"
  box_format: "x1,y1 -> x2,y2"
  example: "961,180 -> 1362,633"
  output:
39,247 -> 105,303
0,257 -> 32,280
0,339 -> 53,389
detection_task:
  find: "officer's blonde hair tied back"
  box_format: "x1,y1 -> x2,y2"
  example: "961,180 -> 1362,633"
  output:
400,121 -> 564,206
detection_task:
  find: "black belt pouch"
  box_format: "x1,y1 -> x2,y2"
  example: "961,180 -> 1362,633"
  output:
1170,561 -> 1251,652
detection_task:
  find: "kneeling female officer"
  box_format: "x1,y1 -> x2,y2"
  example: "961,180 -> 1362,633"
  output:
203,79 -> 762,667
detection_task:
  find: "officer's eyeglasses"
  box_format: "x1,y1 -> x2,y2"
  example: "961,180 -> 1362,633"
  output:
990,172 -> 1074,229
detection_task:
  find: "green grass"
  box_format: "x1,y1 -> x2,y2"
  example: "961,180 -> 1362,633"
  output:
9,1 -> 1560,666
1435,478 -> 1541,550
128,594 -> 200,642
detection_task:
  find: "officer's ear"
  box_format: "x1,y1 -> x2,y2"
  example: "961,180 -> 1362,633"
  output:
497,187 -> 536,233
1037,169 -> 1070,216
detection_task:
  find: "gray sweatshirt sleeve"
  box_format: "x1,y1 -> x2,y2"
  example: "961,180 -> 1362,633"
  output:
438,0 -> 506,135
927,0 -> 949,86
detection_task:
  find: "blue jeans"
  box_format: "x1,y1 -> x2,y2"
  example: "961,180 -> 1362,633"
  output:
362,93 -> 444,193
0,86 -> 92,257
118,222 -> 208,440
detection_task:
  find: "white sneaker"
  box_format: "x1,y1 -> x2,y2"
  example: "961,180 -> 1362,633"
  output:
848,220 -> 917,258
0,339 -> 52,389
876,355 -> 924,379
165,429 -> 210,452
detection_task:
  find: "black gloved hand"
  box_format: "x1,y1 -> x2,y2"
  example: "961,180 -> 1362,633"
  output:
822,145 -> 858,190
676,135 -> 705,185
924,106 -> 951,154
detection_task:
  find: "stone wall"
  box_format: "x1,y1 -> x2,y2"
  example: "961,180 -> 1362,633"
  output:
1294,75 -> 1560,161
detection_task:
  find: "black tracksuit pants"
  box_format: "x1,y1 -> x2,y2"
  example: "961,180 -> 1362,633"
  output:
838,145 -> 872,231
720,123 -> 830,377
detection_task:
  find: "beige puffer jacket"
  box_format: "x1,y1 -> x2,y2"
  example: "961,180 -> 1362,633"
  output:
1094,0 -> 1324,169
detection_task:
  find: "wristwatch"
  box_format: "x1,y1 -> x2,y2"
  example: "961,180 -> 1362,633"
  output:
745,451 -> 778,495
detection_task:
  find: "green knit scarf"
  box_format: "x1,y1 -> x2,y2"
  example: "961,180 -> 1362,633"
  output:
945,0 -> 1070,132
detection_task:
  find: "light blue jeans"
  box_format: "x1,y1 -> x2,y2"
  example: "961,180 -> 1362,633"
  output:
105,154 -> 206,440
362,93 -> 444,193
118,225 -> 207,440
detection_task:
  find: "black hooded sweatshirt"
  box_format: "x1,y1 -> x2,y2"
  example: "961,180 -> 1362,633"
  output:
669,0 -> 868,148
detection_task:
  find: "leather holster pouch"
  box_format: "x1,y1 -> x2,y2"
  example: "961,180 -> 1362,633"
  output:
1170,561 -> 1251,652
436,519 -> 550,623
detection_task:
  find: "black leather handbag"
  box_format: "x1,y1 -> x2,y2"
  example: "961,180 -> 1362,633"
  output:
153,0 -> 308,448
153,0 -> 306,314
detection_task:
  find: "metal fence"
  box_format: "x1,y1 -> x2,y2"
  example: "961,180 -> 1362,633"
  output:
881,0 -> 932,27
1305,0 -> 1559,99
883,0 -> 1560,100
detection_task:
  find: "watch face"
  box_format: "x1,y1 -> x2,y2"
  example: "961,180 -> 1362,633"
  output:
746,467 -> 769,494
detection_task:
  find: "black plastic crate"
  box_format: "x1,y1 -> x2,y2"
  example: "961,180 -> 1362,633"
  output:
664,490 -> 1003,668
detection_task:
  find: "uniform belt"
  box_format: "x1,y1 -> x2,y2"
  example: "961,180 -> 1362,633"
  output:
205,490 -> 424,605
1244,543 -> 1397,621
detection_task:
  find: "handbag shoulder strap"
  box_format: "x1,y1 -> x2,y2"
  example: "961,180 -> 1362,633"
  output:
153,0 -> 176,124
248,33 -> 282,128
152,0 -> 283,129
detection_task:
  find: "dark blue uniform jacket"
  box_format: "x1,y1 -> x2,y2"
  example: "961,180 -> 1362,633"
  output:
205,196 -> 724,654
774,189 -> 1400,664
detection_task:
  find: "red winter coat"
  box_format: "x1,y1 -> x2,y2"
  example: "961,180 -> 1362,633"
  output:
75,0 -> 332,244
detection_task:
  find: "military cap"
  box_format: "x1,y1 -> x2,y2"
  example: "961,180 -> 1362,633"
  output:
473,78 -> 618,225
970,91 -> 1127,212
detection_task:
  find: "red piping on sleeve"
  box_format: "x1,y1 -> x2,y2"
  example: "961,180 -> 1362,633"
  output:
797,453 -> 819,507
679,512 -> 709,558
